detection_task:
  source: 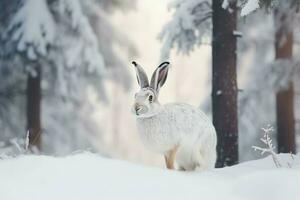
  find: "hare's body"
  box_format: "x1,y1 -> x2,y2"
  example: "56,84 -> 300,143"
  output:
137,103 -> 216,170
132,61 -> 217,171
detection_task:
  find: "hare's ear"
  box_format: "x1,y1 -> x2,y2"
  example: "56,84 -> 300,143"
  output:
132,61 -> 149,88
150,62 -> 170,93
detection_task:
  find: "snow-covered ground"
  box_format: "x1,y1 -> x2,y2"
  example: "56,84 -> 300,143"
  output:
0,153 -> 299,200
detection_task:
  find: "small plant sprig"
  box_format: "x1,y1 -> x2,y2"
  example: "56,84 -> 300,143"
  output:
252,125 -> 282,168
0,131 -> 31,159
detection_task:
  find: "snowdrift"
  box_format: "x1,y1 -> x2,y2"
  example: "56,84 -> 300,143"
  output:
0,153 -> 299,200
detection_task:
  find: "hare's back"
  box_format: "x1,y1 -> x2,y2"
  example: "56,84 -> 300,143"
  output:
163,103 -> 215,136
164,103 -> 212,125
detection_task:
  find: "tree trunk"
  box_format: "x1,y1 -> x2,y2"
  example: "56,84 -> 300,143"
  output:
274,6 -> 296,154
27,65 -> 42,150
212,0 -> 238,167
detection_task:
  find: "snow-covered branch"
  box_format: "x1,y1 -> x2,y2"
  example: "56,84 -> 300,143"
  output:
240,0 -> 260,16
159,0 -> 211,60
7,0 -> 56,60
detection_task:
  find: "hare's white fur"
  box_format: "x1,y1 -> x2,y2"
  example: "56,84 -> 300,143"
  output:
137,103 -> 217,171
132,61 -> 217,171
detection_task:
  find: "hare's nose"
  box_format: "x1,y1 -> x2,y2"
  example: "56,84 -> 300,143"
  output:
134,104 -> 142,114
134,105 -> 142,113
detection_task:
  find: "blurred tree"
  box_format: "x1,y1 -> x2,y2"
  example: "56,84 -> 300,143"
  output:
0,0 -> 136,154
274,1 -> 296,153
27,63 -> 42,149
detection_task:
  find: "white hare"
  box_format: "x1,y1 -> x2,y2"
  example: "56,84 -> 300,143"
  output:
132,61 -> 217,171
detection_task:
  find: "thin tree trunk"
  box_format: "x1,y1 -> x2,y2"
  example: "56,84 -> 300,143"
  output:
274,6 -> 296,154
27,65 -> 41,150
212,0 -> 238,167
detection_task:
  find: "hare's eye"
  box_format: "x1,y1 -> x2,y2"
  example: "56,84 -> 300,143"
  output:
148,94 -> 153,103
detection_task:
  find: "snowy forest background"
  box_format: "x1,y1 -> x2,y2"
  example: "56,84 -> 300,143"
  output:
0,0 -> 299,167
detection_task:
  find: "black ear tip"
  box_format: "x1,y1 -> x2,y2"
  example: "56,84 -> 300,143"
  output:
132,61 -> 137,66
158,61 -> 170,68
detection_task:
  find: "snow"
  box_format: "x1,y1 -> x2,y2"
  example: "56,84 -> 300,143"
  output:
0,153 -> 299,200
222,0 -> 229,10
8,0 -> 56,60
233,30 -> 243,37
241,0 -> 260,17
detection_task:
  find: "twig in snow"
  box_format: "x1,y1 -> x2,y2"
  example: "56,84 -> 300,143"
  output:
287,152 -> 295,168
10,138 -> 23,153
252,125 -> 282,168
25,130 -> 30,152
